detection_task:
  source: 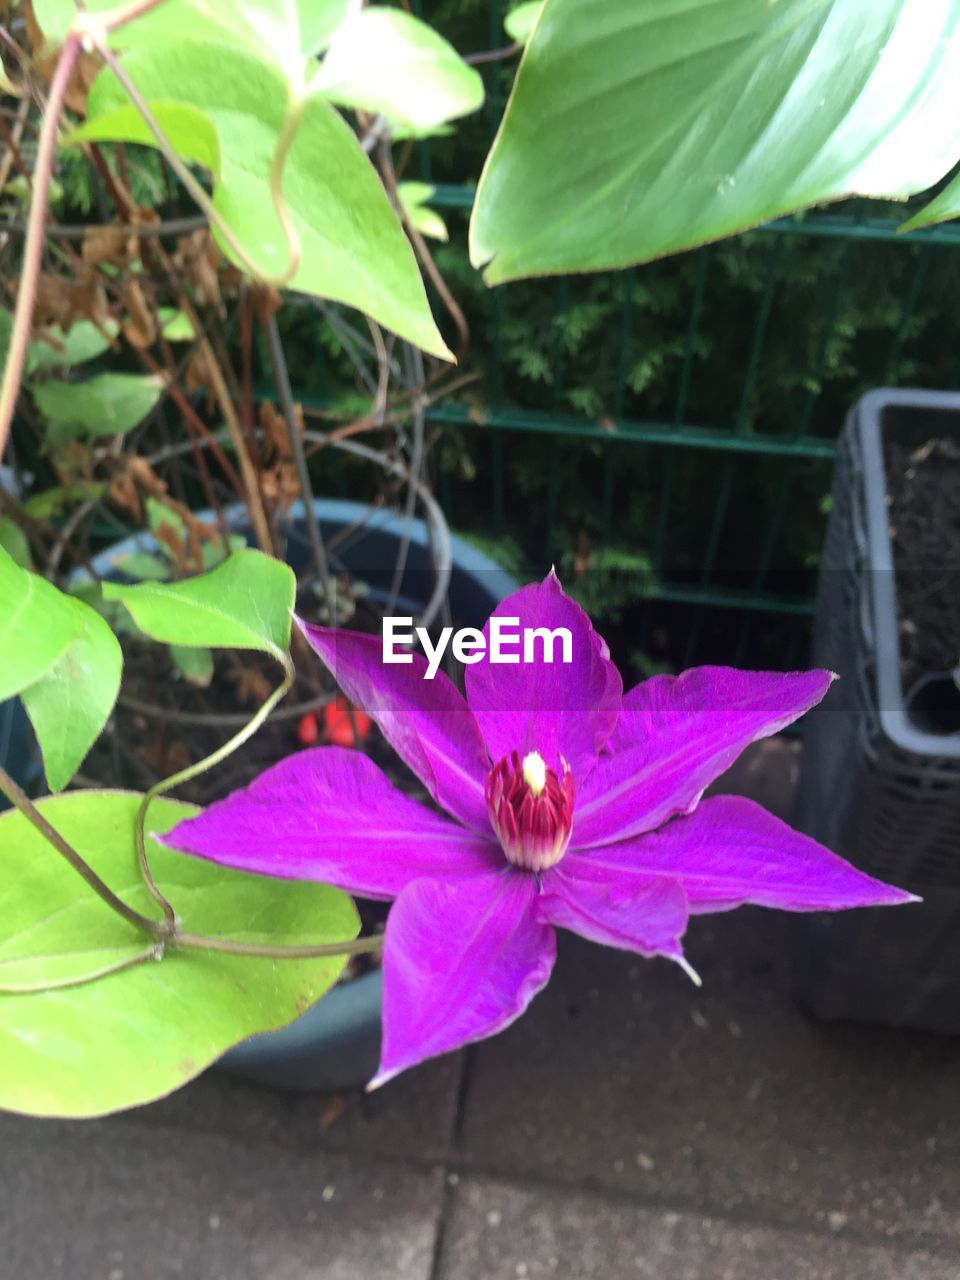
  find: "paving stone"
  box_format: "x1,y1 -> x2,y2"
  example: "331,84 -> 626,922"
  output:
457,912 -> 960,1248
134,1049 -> 464,1164
436,1175 -> 959,1280
0,1112 -> 444,1280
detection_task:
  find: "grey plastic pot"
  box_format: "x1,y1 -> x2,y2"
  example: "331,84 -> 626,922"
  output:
794,389 -> 960,1034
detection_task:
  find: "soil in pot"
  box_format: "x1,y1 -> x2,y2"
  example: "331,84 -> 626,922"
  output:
885,434 -> 960,701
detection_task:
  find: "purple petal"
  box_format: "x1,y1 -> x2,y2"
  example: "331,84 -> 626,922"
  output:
163,747 -> 499,901
573,666 -> 834,847
536,869 -> 689,960
464,571 -> 621,780
297,620 -> 491,832
570,795 -> 916,913
372,870 -> 555,1087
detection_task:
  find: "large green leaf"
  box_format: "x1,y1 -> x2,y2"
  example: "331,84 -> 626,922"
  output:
0,791 -> 358,1116
103,549 -> 295,661
33,371 -> 164,439
0,547 -> 83,700
314,8 -> 484,131
470,0 -> 960,283
71,44 -> 451,358
20,598 -> 122,791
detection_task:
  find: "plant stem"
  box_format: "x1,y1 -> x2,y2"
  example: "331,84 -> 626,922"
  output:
0,764 -> 164,939
133,658 -> 295,924
0,944 -> 163,994
264,312 -> 332,608
173,932 -> 383,960
0,33 -> 80,464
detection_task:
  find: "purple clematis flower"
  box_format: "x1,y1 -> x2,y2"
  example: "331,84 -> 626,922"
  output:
165,573 -> 912,1087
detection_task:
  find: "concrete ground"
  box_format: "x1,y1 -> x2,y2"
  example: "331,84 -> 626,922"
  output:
1,740 -> 958,1279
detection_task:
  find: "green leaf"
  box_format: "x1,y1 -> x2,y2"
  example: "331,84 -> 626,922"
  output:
157,307 -> 196,341
0,517 -> 30,569
22,482 -> 104,519
315,8 -> 484,130
0,551 -> 121,788
20,598 -> 122,790
107,551 -> 172,581
33,372 -> 164,439
899,172 -> 960,231
0,791 -> 359,1117
103,549 -> 295,661
27,319 -> 118,374
35,0 -> 308,75
397,181 -> 448,243
170,643 -> 214,686
470,0 -> 960,283
71,45 -> 451,358
504,1 -> 542,45
0,547 -> 84,700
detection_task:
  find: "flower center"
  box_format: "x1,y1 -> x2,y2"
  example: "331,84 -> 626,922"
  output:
485,750 -> 575,872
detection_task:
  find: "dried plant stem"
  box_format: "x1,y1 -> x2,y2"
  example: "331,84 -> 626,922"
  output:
264,312 -> 332,605
0,33 -> 80,463
202,329 -> 275,553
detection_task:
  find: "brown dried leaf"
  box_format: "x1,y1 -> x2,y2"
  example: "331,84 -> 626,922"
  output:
139,738 -> 191,778
175,231 -> 223,310
108,472 -> 142,522
229,663 -> 273,707
82,225 -> 135,269
121,278 -> 156,350
127,456 -> 168,497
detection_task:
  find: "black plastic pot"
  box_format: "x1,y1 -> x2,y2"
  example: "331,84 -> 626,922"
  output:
794,389 -> 960,1033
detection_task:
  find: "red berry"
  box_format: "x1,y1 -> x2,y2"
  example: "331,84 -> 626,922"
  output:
297,711 -> 320,747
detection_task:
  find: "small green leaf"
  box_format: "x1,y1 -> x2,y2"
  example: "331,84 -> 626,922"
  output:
0,552 -> 122,788
103,549 -> 295,661
27,319 -> 118,374
0,791 -> 359,1117
108,551 -> 172,581
0,518 -> 30,569
200,534 -> 247,569
20,595 -> 122,791
470,0 -> 960,282
504,1 -> 542,45
157,307 -> 196,341
315,8 -> 484,131
33,372 -> 164,439
22,482 -> 104,519
397,182 -> 448,242
0,548 -> 83,700
899,172 -> 960,231
170,643 -> 214,686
